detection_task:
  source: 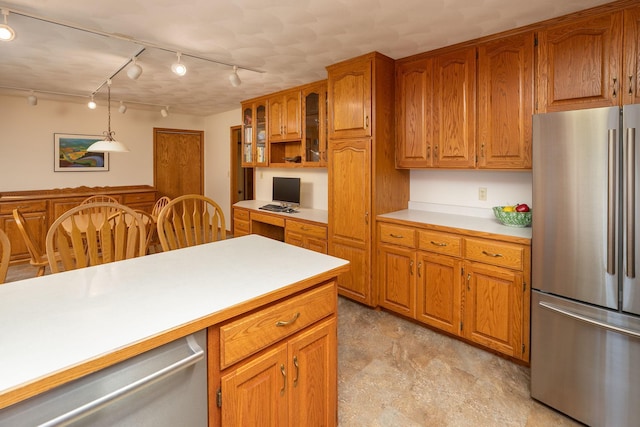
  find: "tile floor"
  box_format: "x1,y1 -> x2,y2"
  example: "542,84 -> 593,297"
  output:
5,265 -> 581,426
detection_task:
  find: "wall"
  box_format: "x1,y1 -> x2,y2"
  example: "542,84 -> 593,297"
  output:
254,167 -> 328,210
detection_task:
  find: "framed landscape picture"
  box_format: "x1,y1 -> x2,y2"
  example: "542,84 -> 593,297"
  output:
54,133 -> 109,172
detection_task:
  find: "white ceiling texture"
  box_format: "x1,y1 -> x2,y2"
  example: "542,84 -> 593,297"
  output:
0,0 -> 613,116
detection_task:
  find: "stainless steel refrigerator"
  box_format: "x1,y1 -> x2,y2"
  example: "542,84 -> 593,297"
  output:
531,105 -> 640,427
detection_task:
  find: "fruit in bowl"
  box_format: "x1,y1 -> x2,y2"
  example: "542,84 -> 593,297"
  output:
493,205 -> 532,227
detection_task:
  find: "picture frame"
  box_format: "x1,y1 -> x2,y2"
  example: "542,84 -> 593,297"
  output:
54,133 -> 109,172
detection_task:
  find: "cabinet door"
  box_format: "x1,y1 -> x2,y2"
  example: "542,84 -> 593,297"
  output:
0,210 -> 47,262
624,5 -> 640,105
241,103 -> 255,166
477,32 -> 534,169
328,139 -> 372,305
378,244 -> 416,317
327,59 -> 372,139
284,91 -> 302,140
221,345 -> 288,426
302,82 -> 328,166
433,46 -> 476,168
537,11 -> 623,112
288,318 -> 337,427
268,96 -> 285,142
396,58 -> 433,168
416,252 -> 462,336
463,262 -> 524,359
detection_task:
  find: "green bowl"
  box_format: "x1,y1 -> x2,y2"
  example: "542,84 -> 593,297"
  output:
492,206 -> 532,227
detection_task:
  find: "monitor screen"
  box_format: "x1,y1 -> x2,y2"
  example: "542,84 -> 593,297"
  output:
272,177 -> 300,206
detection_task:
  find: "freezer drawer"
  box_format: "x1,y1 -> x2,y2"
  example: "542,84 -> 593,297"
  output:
531,291 -> 640,427
0,330 -> 207,426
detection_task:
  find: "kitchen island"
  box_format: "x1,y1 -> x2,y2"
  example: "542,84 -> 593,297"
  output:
0,235 -> 349,425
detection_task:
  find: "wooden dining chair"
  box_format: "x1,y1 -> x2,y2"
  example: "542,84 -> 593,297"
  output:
46,202 -> 146,273
0,229 -> 10,284
151,196 -> 171,219
156,195 -> 226,252
107,209 -> 156,255
80,195 -> 119,205
12,208 -> 48,277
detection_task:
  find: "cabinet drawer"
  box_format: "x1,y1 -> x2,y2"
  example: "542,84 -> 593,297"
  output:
0,200 -> 47,214
234,219 -> 249,234
233,208 -> 250,221
123,192 -> 156,205
220,282 -> 336,369
418,230 -> 462,257
251,211 -> 285,227
378,223 -> 416,248
464,237 -> 524,270
286,220 -> 326,240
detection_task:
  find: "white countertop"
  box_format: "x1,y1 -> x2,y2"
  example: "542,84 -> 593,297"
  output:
0,235 -> 348,407
378,209 -> 532,240
234,200 -> 328,225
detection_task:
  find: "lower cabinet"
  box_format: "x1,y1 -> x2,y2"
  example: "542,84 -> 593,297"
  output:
377,219 -> 530,362
211,282 -> 337,426
285,219 -> 328,254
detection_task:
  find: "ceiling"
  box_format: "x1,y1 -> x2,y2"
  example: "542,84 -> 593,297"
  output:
0,0 -> 613,116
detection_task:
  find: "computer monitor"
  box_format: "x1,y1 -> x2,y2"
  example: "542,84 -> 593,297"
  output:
272,177 -> 300,207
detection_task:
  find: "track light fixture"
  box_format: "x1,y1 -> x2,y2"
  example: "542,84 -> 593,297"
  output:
160,106 -> 169,117
27,91 -> 37,106
87,79 -> 130,153
87,95 -> 97,109
127,57 -> 143,80
118,100 -> 127,114
171,52 -> 187,76
0,9 -> 15,42
229,66 -> 241,87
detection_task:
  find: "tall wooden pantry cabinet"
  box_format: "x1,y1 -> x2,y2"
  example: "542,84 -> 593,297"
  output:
326,52 -> 410,306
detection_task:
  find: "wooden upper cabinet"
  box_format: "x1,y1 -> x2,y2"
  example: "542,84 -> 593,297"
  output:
327,57 -> 372,139
302,81 -> 328,166
477,32 -> 534,169
268,89 -> 302,142
624,5 -> 640,105
432,46 -> 476,168
395,57 -> 433,168
537,11 -> 623,112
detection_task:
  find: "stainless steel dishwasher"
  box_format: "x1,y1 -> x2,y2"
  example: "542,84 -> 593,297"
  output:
0,330 -> 207,426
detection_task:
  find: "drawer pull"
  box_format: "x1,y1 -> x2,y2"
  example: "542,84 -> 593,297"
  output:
293,356 -> 299,387
389,233 -> 404,238
482,250 -> 503,258
280,364 -> 287,396
301,226 -> 310,231
430,240 -> 447,247
276,312 -> 300,327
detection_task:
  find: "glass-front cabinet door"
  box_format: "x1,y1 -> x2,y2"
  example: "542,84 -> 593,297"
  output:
241,98 -> 268,167
302,81 -> 327,167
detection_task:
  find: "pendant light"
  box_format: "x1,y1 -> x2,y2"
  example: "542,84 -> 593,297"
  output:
87,80 -> 130,153
229,66 -> 241,87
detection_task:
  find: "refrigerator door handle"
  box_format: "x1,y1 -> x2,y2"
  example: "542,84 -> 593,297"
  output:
626,127 -> 636,279
38,335 -> 205,427
608,129 -> 617,275
539,301 -> 640,339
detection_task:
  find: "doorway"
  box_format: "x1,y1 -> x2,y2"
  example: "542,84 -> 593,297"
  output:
154,128 -> 204,199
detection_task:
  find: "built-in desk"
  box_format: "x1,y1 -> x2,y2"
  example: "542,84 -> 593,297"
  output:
233,200 -> 329,253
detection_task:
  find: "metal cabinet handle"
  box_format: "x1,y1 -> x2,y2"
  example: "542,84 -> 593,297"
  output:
276,312 -> 300,327
365,115 -> 369,129
626,127 -> 636,278
466,273 -> 471,291
280,364 -> 287,396
427,145 -> 431,159
629,75 -> 634,96
293,356 -> 299,387
39,335 -> 204,427
613,77 -> 618,98
417,261 -> 422,278
430,241 -> 447,247
481,250 -> 503,258
410,260 -> 414,275
389,233 -> 403,239
608,129 -> 617,275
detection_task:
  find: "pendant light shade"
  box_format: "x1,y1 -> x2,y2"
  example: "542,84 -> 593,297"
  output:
229,66 -> 241,87
0,9 -> 15,42
87,80 -> 130,153
87,95 -> 97,109
27,91 -> 37,106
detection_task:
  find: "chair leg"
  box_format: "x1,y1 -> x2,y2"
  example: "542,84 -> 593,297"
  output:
36,265 -> 46,277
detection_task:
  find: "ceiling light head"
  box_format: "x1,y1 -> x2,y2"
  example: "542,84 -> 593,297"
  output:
127,57 -> 143,80
0,9 -> 15,42
27,91 -> 37,106
171,52 -> 187,76
87,79 -> 130,153
118,100 -> 127,114
229,65 -> 241,87
88,95 -> 97,110
160,106 -> 169,118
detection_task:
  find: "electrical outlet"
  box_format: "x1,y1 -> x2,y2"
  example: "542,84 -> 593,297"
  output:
478,187 -> 487,201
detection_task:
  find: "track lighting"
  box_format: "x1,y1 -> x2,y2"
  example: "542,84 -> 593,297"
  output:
87,79 -> 130,153
88,95 -> 97,109
27,91 -> 37,106
127,57 -> 143,80
118,101 -> 127,114
0,9 -> 15,42
171,52 -> 187,76
229,66 -> 241,87
160,106 -> 169,117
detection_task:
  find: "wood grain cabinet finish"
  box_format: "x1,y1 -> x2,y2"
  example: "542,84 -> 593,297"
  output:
285,219 -> 328,254
0,200 -> 47,263
215,283 -> 337,427
624,5 -> 640,106
327,52 -> 410,307
376,218 -> 531,363
268,89 -> 302,142
241,98 -> 268,167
